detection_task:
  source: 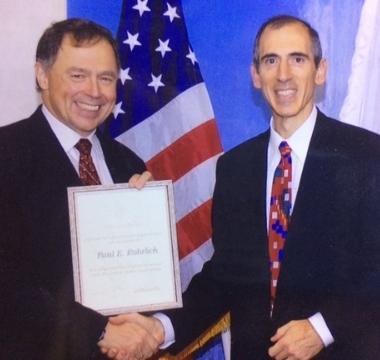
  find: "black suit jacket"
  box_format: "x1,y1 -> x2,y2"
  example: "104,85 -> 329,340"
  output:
0,107 -> 146,360
166,110 -> 380,359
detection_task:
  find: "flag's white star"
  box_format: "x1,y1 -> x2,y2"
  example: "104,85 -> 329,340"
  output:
113,101 -> 125,119
186,47 -> 197,65
123,31 -> 142,51
148,73 -> 165,93
132,0 -> 151,17
119,68 -> 132,85
155,39 -> 172,58
163,3 -> 180,22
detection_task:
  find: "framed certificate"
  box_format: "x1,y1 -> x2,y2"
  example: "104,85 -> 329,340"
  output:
67,181 -> 182,315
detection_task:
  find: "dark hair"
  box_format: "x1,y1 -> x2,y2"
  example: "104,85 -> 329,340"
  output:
36,18 -> 119,90
253,15 -> 322,69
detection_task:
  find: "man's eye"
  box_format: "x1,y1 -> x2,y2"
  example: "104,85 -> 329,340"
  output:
71,73 -> 85,80
264,57 -> 277,65
100,76 -> 114,83
291,56 -> 306,65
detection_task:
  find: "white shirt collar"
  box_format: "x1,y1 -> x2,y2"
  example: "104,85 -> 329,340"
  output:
268,106 -> 317,165
42,105 -> 96,152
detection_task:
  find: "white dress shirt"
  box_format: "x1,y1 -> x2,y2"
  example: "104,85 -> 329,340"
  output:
42,105 -> 113,185
267,106 -> 334,347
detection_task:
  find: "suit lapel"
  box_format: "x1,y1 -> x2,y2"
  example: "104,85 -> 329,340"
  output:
31,108 -> 134,186
255,131 -> 271,243
276,111 -> 338,294
28,108 -> 82,188
289,111 -> 335,231
257,132 -> 272,283
97,131 -> 132,184
244,131 -> 271,281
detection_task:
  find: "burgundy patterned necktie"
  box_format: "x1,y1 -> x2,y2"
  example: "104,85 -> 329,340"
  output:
75,139 -> 101,186
268,141 -> 292,311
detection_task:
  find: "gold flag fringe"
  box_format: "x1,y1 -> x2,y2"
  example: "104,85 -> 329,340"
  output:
157,312 -> 230,359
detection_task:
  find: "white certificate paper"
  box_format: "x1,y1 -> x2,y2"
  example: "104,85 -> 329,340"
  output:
67,181 -> 182,315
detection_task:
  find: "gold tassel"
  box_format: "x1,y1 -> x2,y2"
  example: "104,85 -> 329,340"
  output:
159,312 -> 230,359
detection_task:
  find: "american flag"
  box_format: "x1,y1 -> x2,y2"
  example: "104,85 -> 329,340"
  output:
108,0 -> 223,291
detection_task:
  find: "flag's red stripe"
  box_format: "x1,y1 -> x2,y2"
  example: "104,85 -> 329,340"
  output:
177,199 -> 213,258
146,119 -> 222,181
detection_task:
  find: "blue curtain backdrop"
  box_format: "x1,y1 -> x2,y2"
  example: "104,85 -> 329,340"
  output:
68,0 -> 364,151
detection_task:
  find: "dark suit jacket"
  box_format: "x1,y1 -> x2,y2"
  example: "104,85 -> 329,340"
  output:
0,107 -> 146,360
166,110 -> 380,359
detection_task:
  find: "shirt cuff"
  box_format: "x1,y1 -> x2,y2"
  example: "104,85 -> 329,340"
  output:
152,313 -> 175,349
308,312 -> 334,347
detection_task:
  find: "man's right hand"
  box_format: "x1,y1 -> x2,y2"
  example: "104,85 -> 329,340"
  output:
98,313 -> 163,360
128,171 -> 153,190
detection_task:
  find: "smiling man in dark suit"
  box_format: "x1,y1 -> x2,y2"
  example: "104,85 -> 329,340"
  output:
0,19 -> 162,360
108,15 -> 380,360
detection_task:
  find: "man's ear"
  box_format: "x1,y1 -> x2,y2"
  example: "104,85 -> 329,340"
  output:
250,64 -> 262,89
35,62 -> 49,90
315,58 -> 327,86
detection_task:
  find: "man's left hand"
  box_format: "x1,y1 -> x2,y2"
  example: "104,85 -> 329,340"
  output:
268,319 -> 324,360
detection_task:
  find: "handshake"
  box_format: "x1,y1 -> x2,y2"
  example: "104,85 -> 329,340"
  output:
98,313 -> 165,360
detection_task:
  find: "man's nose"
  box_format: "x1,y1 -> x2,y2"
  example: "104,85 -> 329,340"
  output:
86,78 -> 101,97
277,60 -> 291,82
